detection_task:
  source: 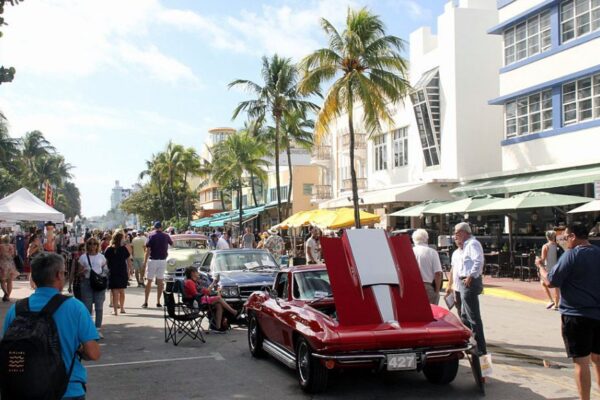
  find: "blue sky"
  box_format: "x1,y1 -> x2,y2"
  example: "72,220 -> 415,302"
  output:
0,0 -> 446,217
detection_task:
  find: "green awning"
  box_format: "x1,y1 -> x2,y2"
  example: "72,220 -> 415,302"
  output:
425,195 -> 502,214
389,200 -> 449,217
450,164 -> 600,197
195,205 -> 266,228
469,191 -> 591,212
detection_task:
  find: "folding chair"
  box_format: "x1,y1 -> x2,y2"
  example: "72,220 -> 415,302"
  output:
173,279 -> 217,332
163,291 -> 206,346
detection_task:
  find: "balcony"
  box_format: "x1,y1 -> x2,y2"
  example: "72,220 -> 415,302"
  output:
342,178 -> 367,191
312,184 -> 333,200
341,133 -> 367,150
311,145 -> 332,161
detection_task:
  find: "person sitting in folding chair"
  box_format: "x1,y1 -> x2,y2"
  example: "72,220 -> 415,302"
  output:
183,266 -> 239,333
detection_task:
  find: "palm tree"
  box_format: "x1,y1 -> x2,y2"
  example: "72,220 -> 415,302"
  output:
229,55 -> 318,224
139,154 -> 167,221
239,119 -> 271,207
179,147 -> 208,222
21,130 -> 55,171
211,131 -> 268,234
0,118 -> 19,169
299,8 -> 410,228
160,141 -> 185,218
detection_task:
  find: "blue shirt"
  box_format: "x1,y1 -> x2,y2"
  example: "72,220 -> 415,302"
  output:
458,237 -> 484,279
2,287 -> 99,398
548,245 -> 600,320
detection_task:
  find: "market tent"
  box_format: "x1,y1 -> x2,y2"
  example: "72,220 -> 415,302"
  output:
310,208 -> 380,230
277,210 -> 321,229
425,195 -> 502,215
568,199 -> 600,213
468,191 -> 591,212
0,188 -> 64,223
389,200 -> 450,217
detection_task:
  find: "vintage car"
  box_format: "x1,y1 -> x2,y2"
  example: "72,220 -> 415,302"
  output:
165,248 -> 281,315
164,234 -> 209,290
244,229 -> 483,393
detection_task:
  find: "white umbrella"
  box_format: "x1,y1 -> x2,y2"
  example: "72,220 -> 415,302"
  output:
568,199 -> 600,213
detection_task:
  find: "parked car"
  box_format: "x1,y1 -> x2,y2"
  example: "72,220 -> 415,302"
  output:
245,232 -> 483,394
163,234 -> 209,291
165,248 -> 281,315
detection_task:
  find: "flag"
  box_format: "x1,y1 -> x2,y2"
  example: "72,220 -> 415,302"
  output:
44,181 -> 54,207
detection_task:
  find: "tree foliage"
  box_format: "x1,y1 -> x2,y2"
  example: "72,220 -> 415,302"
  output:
0,0 -> 23,85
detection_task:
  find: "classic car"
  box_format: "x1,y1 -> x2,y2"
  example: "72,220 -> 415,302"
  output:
165,248 -> 281,315
164,234 -> 209,291
244,229 -> 484,393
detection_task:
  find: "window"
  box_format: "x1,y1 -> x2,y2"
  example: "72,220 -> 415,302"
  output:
505,89 -> 552,138
392,127 -> 408,168
411,68 -> 441,167
303,183 -> 313,195
503,10 -> 551,65
242,194 -> 248,207
561,0 -> 600,43
275,273 -> 289,299
211,188 -> 220,200
562,73 -> 600,125
269,186 -> 288,202
373,134 -> 387,171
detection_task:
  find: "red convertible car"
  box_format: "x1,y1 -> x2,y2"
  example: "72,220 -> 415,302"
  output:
245,229 -> 484,393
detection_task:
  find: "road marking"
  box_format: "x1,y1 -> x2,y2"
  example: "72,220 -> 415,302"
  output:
483,287 -> 545,304
87,353 -> 224,369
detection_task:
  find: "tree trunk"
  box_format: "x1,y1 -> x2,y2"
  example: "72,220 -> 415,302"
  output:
219,189 -> 226,211
156,175 -> 167,221
250,173 -> 259,206
238,179 -> 244,240
169,170 -> 179,218
348,95 -> 361,229
286,140 -> 293,219
274,114 -> 282,223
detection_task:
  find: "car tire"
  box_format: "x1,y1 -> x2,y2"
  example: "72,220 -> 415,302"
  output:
423,358 -> 459,384
296,337 -> 328,393
247,314 -> 265,358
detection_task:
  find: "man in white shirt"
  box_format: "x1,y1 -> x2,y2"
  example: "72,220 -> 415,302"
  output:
305,228 -> 321,264
453,222 -> 487,356
216,232 -> 231,250
411,229 -> 442,304
446,243 -> 464,317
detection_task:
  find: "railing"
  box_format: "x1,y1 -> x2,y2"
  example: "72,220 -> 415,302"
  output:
311,145 -> 332,161
312,185 -> 333,200
342,178 -> 367,191
341,133 -> 367,149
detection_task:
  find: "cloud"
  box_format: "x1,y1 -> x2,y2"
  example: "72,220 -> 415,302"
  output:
390,1 -> 433,21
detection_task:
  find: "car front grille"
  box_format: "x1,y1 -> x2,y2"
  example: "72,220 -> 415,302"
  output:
239,285 -> 265,299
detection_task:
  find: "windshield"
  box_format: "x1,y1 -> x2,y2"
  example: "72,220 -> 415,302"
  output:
171,239 -> 207,249
293,270 -> 332,300
212,251 -> 278,272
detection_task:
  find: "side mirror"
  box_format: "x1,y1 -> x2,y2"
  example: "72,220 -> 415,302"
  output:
199,266 -> 209,273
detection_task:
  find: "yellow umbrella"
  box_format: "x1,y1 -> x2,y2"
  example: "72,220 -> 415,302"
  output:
276,209 -> 320,229
310,208 -> 380,230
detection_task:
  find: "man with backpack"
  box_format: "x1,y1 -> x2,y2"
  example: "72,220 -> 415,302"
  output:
1,252 -> 100,400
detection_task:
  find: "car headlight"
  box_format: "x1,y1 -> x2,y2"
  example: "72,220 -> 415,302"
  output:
221,286 -> 239,298
167,258 -> 177,266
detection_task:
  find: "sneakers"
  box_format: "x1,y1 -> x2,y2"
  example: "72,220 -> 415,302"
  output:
156,303 -> 162,308
545,301 -> 555,309
210,328 -> 226,334
141,303 -> 148,308
97,330 -> 104,339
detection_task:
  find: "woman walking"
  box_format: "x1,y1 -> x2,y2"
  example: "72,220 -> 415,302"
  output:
539,230 -> 560,310
78,238 -> 108,338
0,235 -> 19,301
104,231 -> 130,316
26,233 -> 42,289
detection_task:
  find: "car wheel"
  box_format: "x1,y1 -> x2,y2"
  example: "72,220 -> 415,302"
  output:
296,337 -> 328,393
247,314 -> 265,358
423,358 -> 459,384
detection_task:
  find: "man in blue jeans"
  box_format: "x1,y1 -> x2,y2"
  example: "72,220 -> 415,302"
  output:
3,253 -> 100,400
453,222 -> 487,356
538,223 -> 600,400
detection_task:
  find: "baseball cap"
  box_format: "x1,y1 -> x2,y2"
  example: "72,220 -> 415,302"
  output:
154,221 -> 162,229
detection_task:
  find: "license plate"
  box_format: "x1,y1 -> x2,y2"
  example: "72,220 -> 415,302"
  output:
386,353 -> 417,371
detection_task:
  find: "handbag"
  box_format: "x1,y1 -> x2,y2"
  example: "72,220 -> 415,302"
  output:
87,254 -> 108,291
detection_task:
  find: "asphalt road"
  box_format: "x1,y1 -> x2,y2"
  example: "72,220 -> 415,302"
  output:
2,281 -> 598,399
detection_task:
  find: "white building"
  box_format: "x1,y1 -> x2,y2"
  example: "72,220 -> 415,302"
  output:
451,0 -> 600,200
110,180 -> 132,210
313,0 -> 503,227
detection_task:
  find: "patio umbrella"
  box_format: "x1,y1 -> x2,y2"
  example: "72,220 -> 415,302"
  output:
310,208 -> 381,230
276,210 -> 320,229
425,195 -> 502,215
389,200 -> 449,217
567,199 -> 600,213
468,191 -> 591,212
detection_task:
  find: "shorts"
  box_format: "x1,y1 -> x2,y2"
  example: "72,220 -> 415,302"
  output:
561,314 -> 600,358
201,295 -> 220,305
146,259 -> 166,281
132,258 -> 144,271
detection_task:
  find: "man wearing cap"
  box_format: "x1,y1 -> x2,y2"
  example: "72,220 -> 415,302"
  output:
142,222 -> 172,308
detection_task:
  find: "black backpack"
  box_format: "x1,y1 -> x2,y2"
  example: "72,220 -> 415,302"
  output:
0,294 -> 76,400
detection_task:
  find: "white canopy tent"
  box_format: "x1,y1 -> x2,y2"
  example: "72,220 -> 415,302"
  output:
0,188 -> 64,223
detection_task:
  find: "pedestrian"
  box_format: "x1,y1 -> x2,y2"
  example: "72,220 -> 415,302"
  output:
78,237 -> 108,338
104,231 -> 130,315
142,221 -> 172,308
539,230 -> 560,311
305,228 -> 321,264
131,231 -> 147,287
0,235 -> 18,302
216,231 -> 231,250
256,232 -> 268,249
100,234 -> 110,253
264,228 -> 285,265
411,229 -> 443,305
453,222 -> 487,356
537,223 -> 600,400
241,227 -> 255,249
208,233 -> 218,250
445,241 -> 464,316
1,252 -> 100,399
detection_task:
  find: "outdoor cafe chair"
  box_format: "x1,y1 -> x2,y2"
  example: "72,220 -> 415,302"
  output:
486,251 -> 511,278
512,252 -> 535,282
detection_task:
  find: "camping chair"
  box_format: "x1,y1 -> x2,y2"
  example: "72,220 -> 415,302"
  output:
173,279 -> 216,331
163,290 -> 205,346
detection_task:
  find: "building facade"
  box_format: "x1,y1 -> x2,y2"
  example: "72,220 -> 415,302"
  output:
313,0 -> 504,228
110,180 -> 132,210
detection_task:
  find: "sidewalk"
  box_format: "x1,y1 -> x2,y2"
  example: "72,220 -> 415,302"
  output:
482,276 -> 548,304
